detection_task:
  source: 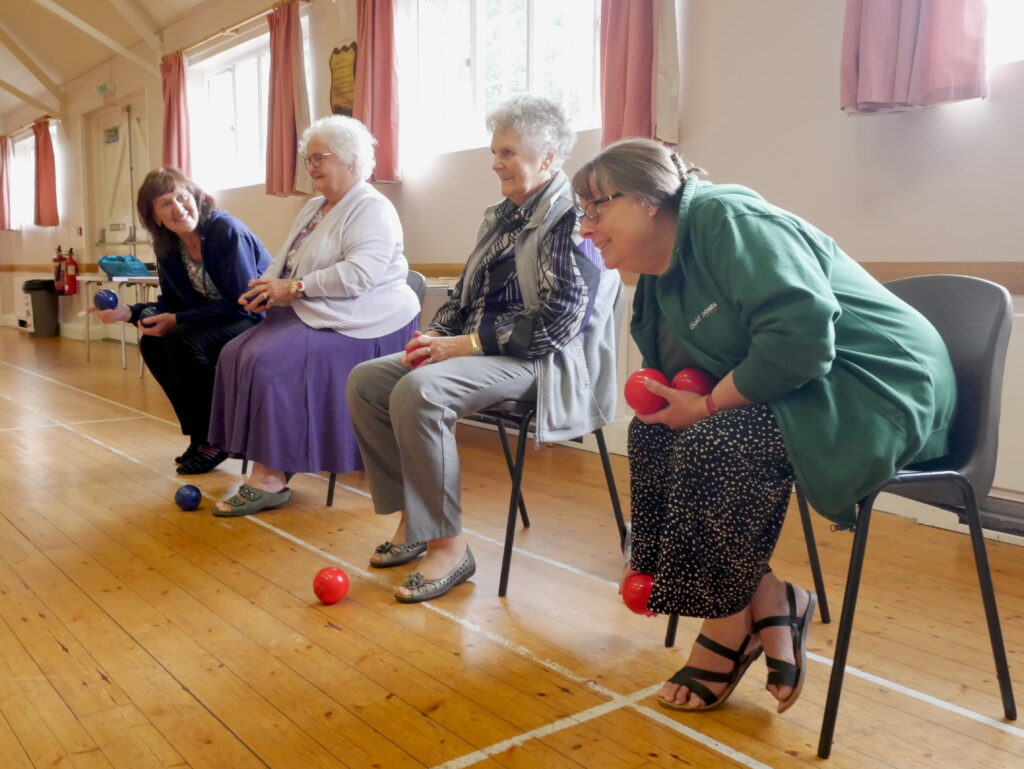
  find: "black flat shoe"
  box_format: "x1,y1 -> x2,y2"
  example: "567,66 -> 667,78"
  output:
177,449 -> 229,475
175,443 -> 199,464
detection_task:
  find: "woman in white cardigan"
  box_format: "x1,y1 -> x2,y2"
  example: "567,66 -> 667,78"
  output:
208,116 -> 420,516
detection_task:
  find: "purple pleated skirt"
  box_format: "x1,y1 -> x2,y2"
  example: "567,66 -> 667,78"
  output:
209,306 -> 416,474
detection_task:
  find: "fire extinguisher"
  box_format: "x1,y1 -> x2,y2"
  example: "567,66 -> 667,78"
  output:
53,245 -> 66,293
63,248 -> 78,295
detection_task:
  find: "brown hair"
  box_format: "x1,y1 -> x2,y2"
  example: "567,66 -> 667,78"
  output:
136,167 -> 216,257
571,138 -> 704,215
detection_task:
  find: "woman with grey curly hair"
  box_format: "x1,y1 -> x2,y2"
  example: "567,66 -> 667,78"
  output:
485,93 -> 577,174
347,94 -> 620,603
207,115 -> 421,517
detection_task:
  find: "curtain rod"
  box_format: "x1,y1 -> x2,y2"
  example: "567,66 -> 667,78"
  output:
175,0 -> 308,57
6,115 -> 54,138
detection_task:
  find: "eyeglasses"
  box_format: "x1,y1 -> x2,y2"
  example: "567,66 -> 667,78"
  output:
576,192 -> 624,223
302,152 -> 335,168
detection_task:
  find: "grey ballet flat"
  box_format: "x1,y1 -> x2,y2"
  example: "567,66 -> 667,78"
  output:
395,547 -> 476,603
369,540 -> 428,568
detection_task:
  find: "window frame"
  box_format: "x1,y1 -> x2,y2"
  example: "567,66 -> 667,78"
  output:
187,8 -> 313,192
399,0 -> 601,158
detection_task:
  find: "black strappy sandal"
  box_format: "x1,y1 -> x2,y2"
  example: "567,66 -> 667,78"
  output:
751,582 -> 817,713
658,632 -> 763,711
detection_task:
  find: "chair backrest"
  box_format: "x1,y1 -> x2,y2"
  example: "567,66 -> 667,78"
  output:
406,269 -> 427,306
885,274 -> 1012,503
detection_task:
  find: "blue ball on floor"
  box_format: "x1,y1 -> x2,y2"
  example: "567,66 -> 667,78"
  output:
139,306 -> 159,327
175,484 -> 202,511
93,289 -> 118,310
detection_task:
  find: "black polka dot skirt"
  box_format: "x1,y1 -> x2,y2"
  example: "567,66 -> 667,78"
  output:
628,404 -> 794,618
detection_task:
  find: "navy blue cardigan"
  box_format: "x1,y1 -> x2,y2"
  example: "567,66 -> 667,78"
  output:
128,209 -> 272,326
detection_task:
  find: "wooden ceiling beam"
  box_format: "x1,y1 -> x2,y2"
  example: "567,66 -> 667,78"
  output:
28,0 -> 159,78
0,23 -> 66,117
0,78 -> 64,122
107,0 -> 162,54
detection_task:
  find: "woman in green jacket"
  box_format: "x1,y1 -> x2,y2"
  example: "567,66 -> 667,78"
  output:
573,139 -> 955,714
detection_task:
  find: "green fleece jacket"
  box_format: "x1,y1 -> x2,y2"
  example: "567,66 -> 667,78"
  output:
632,177 -> 956,527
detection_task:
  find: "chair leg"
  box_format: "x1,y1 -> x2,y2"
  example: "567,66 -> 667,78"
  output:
498,411 -> 533,597
796,484 -> 831,624
664,614 -> 679,647
956,476 -> 1017,720
594,428 -> 627,549
326,473 -> 337,507
818,493 -> 877,759
494,419 -> 529,526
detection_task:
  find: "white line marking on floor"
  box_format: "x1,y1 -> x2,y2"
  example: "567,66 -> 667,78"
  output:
462,526 -> 620,587
630,702 -> 778,769
807,652 -> 1024,737
0,360 -> 179,427
428,685 -> 663,769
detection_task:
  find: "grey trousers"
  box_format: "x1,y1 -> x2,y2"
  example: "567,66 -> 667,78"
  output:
346,351 -> 537,542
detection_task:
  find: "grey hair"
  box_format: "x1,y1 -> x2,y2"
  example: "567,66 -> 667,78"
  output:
299,115 -> 377,180
572,138 -> 704,214
486,94 -> 576,171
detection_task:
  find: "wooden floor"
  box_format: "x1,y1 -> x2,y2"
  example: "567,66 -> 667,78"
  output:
0,328 -> 1022,769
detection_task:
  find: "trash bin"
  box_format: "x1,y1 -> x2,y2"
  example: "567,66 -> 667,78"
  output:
22,279 -> 59,338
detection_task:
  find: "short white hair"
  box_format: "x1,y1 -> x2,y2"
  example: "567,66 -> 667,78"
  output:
300,115 -> 377,180
486,94 -> 576,171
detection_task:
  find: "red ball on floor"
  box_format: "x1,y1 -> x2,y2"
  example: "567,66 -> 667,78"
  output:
313,567 -> 350,604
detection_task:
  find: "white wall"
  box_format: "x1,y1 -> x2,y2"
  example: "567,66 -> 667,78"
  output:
677,0 -> 1024,268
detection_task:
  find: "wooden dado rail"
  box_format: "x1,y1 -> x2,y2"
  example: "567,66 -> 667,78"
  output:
413,261 -> 1024,296
4,260 -> 1021,294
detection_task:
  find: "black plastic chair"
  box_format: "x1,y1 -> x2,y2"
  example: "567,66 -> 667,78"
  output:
243,270 -> 430,507
807,275 -> 1017,757
471,275 -> 628,597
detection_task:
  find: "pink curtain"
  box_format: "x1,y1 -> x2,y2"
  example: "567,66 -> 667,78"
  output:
33,121 -> 59,227
354,0 -> 400,182
266,1 -> 308,196
0,136 -> 11,231
161,52 -> 192,174
600,0 -> 655,146
841,0 -> 987,113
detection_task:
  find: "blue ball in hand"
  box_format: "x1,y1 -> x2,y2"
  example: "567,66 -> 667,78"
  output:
93,289 -> 119,310
139,307 -> 159,327
174,484 -> 202,511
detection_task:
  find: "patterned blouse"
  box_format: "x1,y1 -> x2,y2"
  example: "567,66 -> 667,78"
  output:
428,192 -> 591,359
280,204 -> 328,279
179,244 -> 222,301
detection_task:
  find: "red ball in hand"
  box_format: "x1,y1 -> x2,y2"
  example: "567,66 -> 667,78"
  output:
624,368 -> 669,415
622,572 -> 657,616
670,367 -> 716,396
313,567 -> 350,604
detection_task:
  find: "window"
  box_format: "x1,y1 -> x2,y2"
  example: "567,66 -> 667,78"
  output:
398,0 -> 600,159
188,13 -> 312,192
7,123 -> 58,228
9,132 -> 36,229
987,0 -> 1024,69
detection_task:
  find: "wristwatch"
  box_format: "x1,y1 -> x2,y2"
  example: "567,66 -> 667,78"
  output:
469,332 -> 485,356
291,279 -> 306,298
